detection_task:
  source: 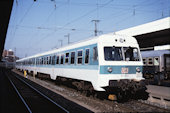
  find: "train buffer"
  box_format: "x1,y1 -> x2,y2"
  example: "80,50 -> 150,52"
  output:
146,85 -> 170,109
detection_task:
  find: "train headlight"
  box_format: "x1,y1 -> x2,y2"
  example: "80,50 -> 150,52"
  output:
107,67 -> 112,73
119,38 -> 124,43
136,67 -> 141,73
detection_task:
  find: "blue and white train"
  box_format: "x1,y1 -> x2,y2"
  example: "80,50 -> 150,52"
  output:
16,33 -> 146,100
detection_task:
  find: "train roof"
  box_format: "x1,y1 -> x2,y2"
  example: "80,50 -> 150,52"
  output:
17,33 -> 137,62
141,49 -> 170,57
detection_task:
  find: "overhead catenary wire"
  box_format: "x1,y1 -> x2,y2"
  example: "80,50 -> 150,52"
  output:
7,0 -> 19,48
7,1 -> 34,51
32,0 -> 169,51
101,0 -> 168,32
17,2 -> 34,25
27,0 -> 114,49
7,0 -> 170,57
25,2 -> 67,51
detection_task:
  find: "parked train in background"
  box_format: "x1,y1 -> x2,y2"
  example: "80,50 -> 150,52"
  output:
141,49 -> 170,81
16,33 -> 146,100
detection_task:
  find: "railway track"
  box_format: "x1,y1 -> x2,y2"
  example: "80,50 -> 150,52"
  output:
13,69 -> 170,112
5,70 -> 69,113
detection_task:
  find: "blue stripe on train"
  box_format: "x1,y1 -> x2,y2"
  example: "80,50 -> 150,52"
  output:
100,65 -> 143,74
25,64 -> 99,70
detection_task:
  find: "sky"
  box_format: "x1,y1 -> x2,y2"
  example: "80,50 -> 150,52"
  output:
4,0 -> 170,58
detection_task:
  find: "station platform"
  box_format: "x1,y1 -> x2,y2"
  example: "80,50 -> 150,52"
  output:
146,79 -> 170,87
0,67 -> 28,113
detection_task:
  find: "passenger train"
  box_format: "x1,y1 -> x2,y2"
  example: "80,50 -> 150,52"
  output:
16,33 -> 146,100
141,49 -> 170,81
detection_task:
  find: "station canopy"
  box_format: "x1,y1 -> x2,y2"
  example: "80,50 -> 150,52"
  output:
115,17 -> 170,50
0,0 -> 13,61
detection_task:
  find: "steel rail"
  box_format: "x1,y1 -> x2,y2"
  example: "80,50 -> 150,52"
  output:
8,72 -> 69,113
6,75 -> 32,113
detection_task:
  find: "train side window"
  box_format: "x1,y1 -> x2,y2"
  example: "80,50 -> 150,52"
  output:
32,59 -> 34,65
65,53 -> 69,64
60,55 -> 64,64
37,59 -> 38,65
47,57 -> 49,65
48,56 -> 50,65
28,59 -> 30,65
52,55 -> 55,65
56,56 -> 59,64
143,58 -> 146,65
147,57 -> 153,66
77,50 -> 83,64
49,56 -> 52,64
154,57 -> 159,66
44,57 -> 46,65
42,58 -> 43,65
46,57 -> 48,65
48,56 -> 50,64
36,58 -> 38,65
71,52 -> 75,64
45,57 -> 47,65
85,49 -> 90,64
41,58 -> 43,65
33,59 -> 34,65
39,58 -> 41,65
37,58 -> 38,65
93,46 -> 98,61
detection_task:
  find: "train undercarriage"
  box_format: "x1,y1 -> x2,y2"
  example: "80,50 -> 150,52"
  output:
19,69 -> 148,102
105,80 -> 148,101
55,76 -> 148,102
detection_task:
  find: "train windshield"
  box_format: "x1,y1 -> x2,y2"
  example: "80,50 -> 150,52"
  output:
123,47 -> 140,61
104,47 -> 123,61
104,47 -> 140,61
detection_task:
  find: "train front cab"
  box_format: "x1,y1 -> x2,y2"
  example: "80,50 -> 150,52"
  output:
97,35 -> 145,99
